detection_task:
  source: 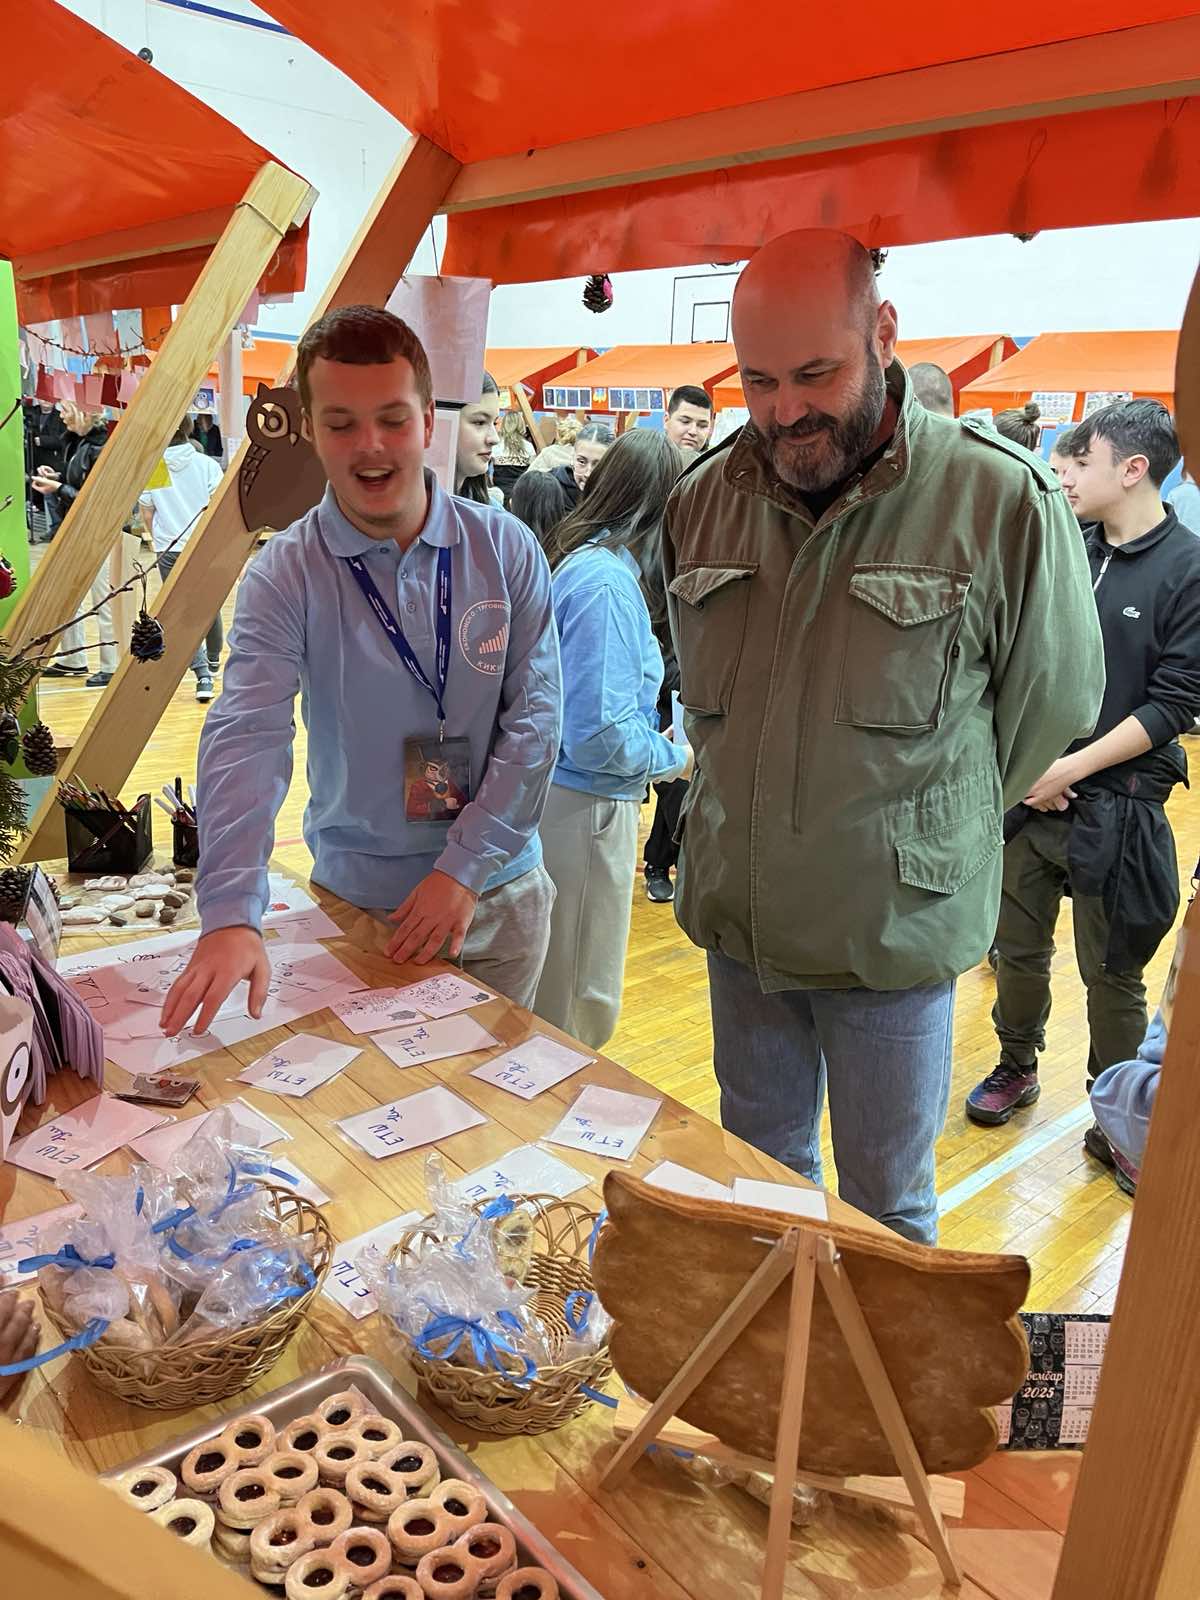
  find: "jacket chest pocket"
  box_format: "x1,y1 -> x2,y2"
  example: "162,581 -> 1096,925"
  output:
835,564 -> 971,733
669,564 -> 756,716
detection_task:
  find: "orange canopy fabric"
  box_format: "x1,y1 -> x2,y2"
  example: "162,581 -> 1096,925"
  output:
4,1 -> 308,322
715,335 -> 1017,409
556,345 -> 738,406
257,3 -> 1191,166
485,348 -> 590,387
257,3 -> 1200,283
958,330 -> 1179,418
203,338 -> 296,397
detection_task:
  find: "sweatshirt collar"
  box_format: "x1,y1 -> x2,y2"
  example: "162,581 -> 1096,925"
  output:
1091,507 -> 1179,558
316,470 -> 460,558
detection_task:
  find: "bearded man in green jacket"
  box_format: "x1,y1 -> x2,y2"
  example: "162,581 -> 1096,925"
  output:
663,230 -> 1104,1244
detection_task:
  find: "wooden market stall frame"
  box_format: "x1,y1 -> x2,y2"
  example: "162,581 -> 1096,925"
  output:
11,88 -> 1200,1593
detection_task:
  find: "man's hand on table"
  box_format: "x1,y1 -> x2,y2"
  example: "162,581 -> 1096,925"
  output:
384,870 -> 479,965
160,926 -> 270,1037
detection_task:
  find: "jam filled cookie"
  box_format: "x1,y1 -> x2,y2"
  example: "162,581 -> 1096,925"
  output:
150,1497 -> 215,1550
110,1465 -> 177,1513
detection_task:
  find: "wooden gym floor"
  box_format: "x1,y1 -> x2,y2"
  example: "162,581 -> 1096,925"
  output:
36,552 -> 1198,1316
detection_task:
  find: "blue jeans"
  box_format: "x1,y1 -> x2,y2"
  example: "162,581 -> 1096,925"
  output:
707,951 -> 954,1245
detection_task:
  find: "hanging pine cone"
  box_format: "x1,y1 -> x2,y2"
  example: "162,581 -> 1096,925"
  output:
0,866 -> 30,923
0,557 -> 17,600
0,711 -> 19,766
131,609 -> 165,662
21,721 -> 57,776
582,273 -> 613,314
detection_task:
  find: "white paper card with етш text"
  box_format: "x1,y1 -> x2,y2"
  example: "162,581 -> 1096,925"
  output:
6,1096 -> 168,1178
543,1084 -> 662,1161
470,1034 -> 594,1100
321,1212 -> 423,1319
644,1161 -> 733,1203
0,1203 -> 83,1285
336,1085 -> 486,1160
127,1098 -> 291,1165
237,1034 -> 362,1098
452,1144 -> 590,1205
373,1014 -> 498,1068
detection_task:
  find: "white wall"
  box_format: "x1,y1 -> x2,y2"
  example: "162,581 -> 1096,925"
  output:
69,1 -> 1199,346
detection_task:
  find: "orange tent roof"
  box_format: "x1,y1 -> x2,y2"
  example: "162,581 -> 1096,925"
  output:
203,338 -> 297,397
485,348 -> 590,388
559,345 -> 738,403
4,1 -> 308,322
960,330 -> 1179,398
714,335 -> 1016,409
255,5 -> 1200,283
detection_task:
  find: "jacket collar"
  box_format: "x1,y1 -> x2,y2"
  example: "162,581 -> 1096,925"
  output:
317,470 -> 460,558
723,360 -> 917,524
1090,507 -> 1179,558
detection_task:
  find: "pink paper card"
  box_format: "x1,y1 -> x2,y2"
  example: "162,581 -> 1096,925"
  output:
6,1095 -> 167,1178
331,987 -> 426,1036
127,1098 -> 290,1165
0,1203 -> 83,1284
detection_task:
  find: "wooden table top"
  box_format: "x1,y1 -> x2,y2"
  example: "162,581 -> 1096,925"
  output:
2,861 -> 1070,1600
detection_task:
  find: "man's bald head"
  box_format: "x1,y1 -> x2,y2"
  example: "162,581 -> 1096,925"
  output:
732,230 -> 899,493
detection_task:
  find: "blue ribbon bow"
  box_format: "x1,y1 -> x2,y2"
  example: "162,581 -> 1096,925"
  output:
563,1289 -> 594,1334
414,1307 -> 536,1383
17,1244 -> 116,1274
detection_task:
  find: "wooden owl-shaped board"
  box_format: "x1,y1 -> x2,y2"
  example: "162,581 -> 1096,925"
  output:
239,384 -> 328,533
593,1171 -> 1030,1477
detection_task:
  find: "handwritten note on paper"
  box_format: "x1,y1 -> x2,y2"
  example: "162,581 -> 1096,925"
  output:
331,987 -> 426,1036
470,1034 -> 594,1100
237,1034 -> 362,1098
731,1178 -> 827,1220
373,1014 -> 498,1069
452,1144 -> 590,1205
544,1084 -> 662,1162
336,1086 -> 486,1161
6,1095 -> 168,1178
391,973 -> 495,1019
321,1211 -> 422,1319
127,1098 -> 291,1165
264,906 -> 342,943
0,1203 -> 83,1284
645,1161 -> 733,1203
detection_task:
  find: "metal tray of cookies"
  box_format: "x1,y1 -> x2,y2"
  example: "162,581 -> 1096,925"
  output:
103,1353 -> 606,1600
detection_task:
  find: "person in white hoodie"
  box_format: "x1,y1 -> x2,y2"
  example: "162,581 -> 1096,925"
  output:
139,416 -> 224,702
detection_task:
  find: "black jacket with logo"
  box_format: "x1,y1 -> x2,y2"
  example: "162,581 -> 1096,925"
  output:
1073,507 -> 1200,752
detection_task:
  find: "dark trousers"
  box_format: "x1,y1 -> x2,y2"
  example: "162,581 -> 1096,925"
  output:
157,551 -> 223,679
992,811 -> 1148,1086
644,777 -> 687,874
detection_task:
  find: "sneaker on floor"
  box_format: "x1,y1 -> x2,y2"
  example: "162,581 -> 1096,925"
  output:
1112,1147 -> 1139,1196
965,1059 -> 1041,1125
1083,1121 -> 1116,1168
645,868 -> 674,903
195,678 -> 215,704
85,671 -> 113,688
41,664 -> 86,679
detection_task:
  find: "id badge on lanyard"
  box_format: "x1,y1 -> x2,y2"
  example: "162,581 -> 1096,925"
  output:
344,549 -> 473,823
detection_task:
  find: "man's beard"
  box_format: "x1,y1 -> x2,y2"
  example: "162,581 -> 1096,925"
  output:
766,355 -> 887,492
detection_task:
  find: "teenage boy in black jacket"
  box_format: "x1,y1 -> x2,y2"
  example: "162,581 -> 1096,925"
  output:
967,401 -> 1200,1175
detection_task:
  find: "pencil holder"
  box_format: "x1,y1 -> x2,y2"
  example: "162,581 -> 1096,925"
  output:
64,797 -> 153,875
172,817 -> 199,868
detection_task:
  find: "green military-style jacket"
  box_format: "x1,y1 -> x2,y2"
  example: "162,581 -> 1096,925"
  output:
663,365 -> 1105,992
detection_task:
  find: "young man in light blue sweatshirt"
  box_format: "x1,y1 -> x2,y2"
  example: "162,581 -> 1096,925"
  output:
161,307 -> 561,1035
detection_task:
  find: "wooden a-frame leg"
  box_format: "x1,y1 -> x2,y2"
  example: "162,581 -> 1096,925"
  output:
817,1249 -> 963,1588
762,1232 -> 819,1600
600,1229 -> 800,1491
17,135 -> 461,862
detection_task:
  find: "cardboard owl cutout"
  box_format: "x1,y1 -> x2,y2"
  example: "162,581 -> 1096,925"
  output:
239,384 -> 328,533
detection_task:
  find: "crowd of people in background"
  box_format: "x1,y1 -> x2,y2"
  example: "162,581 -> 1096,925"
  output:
21,254 -> 1196,1243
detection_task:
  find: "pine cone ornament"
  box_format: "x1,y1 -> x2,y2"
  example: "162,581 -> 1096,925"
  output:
0,557 -> 17,600
21,721 -> 57,776
0,866 -> 30,923
0,711 -> 19,766
131,609 -> 165,662
582,273 -> 613,314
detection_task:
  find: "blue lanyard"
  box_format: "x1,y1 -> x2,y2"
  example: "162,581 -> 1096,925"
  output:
345,547 -> 452,730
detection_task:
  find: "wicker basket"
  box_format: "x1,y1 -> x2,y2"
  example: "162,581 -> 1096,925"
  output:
40,1185 -> 332,1410
389,1193 -> 612,1437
